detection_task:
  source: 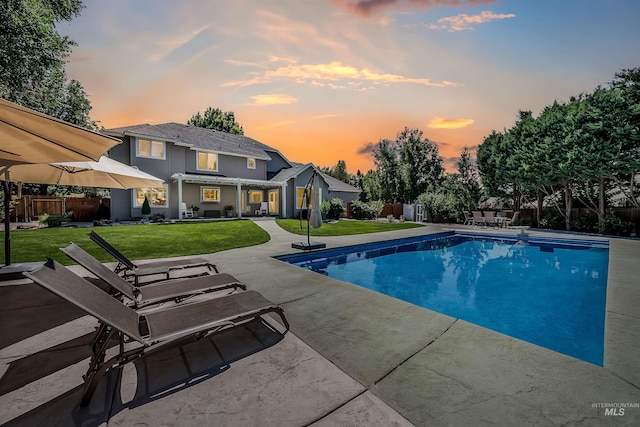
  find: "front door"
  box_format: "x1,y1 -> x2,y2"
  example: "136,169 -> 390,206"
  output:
268,190 -> 279,215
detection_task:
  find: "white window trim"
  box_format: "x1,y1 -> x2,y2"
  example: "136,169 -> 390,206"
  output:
197,151 -> 219,172
247,157 -> 256,169
133,184 -> 169,208
136,138 -> 166,160
201,186 -> 221,203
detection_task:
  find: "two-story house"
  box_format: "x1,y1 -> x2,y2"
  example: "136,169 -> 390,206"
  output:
103,123 -> 360,221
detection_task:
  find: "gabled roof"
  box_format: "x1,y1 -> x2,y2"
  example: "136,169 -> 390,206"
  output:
270,163 -> 361,194
104,123 -> 273,160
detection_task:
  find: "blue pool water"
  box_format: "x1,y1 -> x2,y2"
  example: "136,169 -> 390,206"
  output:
279,232 -> 609,365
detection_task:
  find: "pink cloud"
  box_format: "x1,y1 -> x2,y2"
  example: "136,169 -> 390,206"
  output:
331,0 -> 499,18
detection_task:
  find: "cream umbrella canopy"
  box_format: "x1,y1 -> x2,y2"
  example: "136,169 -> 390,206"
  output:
8,156 -> 164,189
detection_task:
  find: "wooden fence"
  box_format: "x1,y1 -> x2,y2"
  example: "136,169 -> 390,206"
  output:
10,196 -> 109,222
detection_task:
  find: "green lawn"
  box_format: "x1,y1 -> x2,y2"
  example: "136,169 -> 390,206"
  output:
1,220 -> 269,265
275,218 -> 423,236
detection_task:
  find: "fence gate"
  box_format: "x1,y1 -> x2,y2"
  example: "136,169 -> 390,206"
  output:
415,203 -> 424,222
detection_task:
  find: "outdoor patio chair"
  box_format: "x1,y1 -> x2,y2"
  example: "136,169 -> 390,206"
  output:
255,201 -> 268,216
180,202 -> 195,219
502,211 -> 520,228
484,211 -> 497,226
60,243 -> 246,309
463,211 -> 473,225
88,231 -> 218,285
23,259 -> 289,407
471,211 -> 484,227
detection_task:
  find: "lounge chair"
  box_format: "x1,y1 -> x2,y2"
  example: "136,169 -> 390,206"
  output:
484,211 -> 497,227
88,231 -> 218,285
471,211 -> 484,227
502,211 -> 520,228
23,259 -> 289,407
463,211 -> 473,225
60,243 -> 246,308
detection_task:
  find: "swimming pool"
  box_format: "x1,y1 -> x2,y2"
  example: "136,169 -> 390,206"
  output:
278,231 -> 609,366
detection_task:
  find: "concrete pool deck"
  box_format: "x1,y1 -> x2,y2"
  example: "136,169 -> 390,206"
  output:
1,219 -> 639,426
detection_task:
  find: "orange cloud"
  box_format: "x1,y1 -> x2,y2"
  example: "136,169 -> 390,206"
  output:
250,94 -> 299,106
331,0 -> 499,18
223,61 -> 458,88
425,11 -> 516,32
428,117 -> 474,129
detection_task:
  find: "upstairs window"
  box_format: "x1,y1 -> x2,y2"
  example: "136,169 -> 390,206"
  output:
197,152 -> 218,171
136,139 -> 165,159
247,157 -> 256,169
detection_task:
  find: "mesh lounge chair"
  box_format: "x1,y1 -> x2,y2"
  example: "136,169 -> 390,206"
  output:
471,211 -> 484,227
60,243 -> 246,308
24,259 -> 289,407
88,231 -> 218,285
484,211 -> 497,227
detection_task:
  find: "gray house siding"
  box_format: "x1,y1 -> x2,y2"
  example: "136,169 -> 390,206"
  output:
103,123 -> 359,221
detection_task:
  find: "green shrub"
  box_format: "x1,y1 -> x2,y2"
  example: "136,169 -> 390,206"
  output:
351,200 -> 380,220
320,200 -> 331,220
600,214 -> 634,236
141,196 -> 151,215
417,192 -> 459,223
326,198 -> 345,220
39,213 -> 69,228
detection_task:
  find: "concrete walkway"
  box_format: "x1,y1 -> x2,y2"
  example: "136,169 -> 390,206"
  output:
1,219 -> 639,426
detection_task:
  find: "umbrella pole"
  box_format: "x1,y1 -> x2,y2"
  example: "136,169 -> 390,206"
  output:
2,180 -> 10,266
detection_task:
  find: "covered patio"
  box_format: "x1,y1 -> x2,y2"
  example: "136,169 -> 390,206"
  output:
172,173 -> 287,220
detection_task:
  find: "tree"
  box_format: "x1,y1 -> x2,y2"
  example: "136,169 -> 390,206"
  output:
371,127 -> 443,203
324,160 -> 350,183
456,146 -> 481,210
187,107 -> 244,134
398,127 -> 443,203
373,138 -> 402,203
0,0 -> 95,127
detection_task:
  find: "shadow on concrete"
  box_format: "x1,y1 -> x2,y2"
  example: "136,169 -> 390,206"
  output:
0,283 -> 88,349
2,318 -> 285,426
0,332 -> 95,396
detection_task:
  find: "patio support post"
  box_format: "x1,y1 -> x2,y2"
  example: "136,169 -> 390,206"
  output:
177,175 -> 183,220
236,177 -> 242,219
282,183 -> 287,218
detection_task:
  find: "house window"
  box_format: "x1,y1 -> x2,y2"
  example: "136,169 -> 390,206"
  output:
247,157 -> 256,169
134,185 -> 168,207
201,187 -> 221,202
136,139 -> 165,159
249,190 -> 263,203
197,152 -> 218,171
296,186 -> 311,208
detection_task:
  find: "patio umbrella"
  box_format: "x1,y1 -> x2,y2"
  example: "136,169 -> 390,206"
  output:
1,157 -> 163,267
1,98 -> 121,266
0,98 -> 120,166
7,156 -> 164,189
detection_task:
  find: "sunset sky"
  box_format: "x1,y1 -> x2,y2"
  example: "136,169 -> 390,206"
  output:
59,0 -> 640,173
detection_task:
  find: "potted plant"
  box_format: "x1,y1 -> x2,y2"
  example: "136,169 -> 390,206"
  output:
189,205 -> 200,217
224,204 -> 234,218
141,196 -> 151,220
